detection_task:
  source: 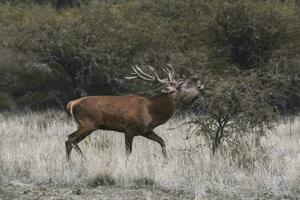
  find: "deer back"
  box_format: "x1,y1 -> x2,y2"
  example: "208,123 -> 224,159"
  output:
67,96 -> 153,133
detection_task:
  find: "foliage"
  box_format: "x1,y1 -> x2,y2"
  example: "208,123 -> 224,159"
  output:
0,1 -> 299,158
88,173 -> 116,187
206,1 -> 292,70
191,72 -> 278,154
0,4 -> 168,109
0,0 -> 91,8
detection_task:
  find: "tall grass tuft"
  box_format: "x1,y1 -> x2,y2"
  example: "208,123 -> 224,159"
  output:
0,111 -> 299,198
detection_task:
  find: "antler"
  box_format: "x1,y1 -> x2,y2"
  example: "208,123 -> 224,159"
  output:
125,65 -> 175,84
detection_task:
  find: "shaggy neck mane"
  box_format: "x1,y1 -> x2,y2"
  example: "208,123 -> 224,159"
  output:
149,92 -> 175,100
147,92 -> 177,128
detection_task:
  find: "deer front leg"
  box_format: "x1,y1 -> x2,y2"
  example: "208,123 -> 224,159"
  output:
143,131 -> 167,158
125,134 -> 134,157
65,140 -> 73,161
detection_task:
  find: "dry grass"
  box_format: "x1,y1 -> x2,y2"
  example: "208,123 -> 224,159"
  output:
0,111 -> 299,199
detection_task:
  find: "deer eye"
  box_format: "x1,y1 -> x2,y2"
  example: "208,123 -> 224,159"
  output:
178,81 -> 186,86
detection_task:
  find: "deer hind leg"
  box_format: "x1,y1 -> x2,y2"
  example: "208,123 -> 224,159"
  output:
143,131 -> 167,158
66,128 -> 95,161
65,130 -> 79,161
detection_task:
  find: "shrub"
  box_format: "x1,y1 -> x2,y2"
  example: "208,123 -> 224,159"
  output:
0,0 -> 299,113
192,71 -> 283,155
0,3 -> 177,109
88,173 -> 116,187
206,0 -> 294,71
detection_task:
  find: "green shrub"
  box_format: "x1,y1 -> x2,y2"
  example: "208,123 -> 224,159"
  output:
0,1 -> 298,113
193,72 -> 277,153
206,0 -> 296,71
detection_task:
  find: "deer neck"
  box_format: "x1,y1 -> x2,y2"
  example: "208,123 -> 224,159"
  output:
148,92 -> 177,128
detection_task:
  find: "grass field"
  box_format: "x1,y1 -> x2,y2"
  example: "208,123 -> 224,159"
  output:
0,111 -> 299,199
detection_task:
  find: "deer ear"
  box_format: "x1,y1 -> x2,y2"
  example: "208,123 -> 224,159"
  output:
177,80 -> 186,86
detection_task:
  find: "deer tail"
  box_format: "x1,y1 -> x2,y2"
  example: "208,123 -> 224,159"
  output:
66,101 -> 75,120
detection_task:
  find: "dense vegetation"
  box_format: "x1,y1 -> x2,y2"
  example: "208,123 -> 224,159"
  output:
0,0 -> 299,154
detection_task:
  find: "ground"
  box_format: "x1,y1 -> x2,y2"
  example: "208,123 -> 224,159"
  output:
0,111 -> 299,199
1,181 -> 299,200
0,181 -> 193,200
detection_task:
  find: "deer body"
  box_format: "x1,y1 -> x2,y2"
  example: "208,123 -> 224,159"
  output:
65,65 -> 203,161
67,94 -> 176,134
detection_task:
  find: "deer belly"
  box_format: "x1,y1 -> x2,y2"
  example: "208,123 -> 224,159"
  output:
99,114 -> 126,132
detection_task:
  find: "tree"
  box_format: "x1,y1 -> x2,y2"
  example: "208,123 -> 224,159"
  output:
191,71 -> 283,156
206,1 -> 289,71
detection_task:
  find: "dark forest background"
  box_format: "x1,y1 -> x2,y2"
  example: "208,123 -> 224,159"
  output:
0,0 -> 299,155
0,0 -> 299,116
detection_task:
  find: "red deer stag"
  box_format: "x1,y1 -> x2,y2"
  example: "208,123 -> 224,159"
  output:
65,65 -> 203,161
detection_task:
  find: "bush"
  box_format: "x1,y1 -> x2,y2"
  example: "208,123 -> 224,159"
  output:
205,0 -> 295,71
0,0 -> 299,114
192,72 -> 280,154
88,173 -> 116,187
0,0 -> 91,8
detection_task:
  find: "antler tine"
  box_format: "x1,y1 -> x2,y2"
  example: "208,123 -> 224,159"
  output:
134,65 -> 155,80
165,64 -> 175,82
147,65 -> 169,84
162,67 -> 173,82
124,75 -> 138,80
124,66 -> 138,79
167,64 -> 175,75
126,65 -> 154,81
126,65 -> 173,84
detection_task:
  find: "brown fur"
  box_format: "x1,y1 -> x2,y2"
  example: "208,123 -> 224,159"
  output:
65,94 -> 178,160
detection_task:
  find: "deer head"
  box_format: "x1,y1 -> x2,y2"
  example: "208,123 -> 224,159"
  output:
126,64 -> 204,102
